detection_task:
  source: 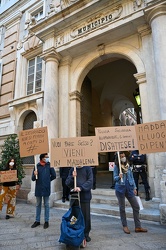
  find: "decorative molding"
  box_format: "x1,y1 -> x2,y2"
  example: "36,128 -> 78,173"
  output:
146,5 -> 166,25
134,72 -> 146,84
97,44 -> 105,56
41,47 -> 61,62
137,24 -> 151,37
47,0 -> 79,16
69,90 -> 82,102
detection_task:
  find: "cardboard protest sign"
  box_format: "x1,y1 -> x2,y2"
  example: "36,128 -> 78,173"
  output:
51,136 -> 98,167
19,127 -> 49,157
0,170 -> 17,183
95,126 -> 138,152
135,120 -> 166,154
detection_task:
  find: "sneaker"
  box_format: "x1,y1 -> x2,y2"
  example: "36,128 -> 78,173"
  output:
62,197 -> 65,203
86,236 -> 91,242
43,222 -> 49,229
31,221 -> 40,228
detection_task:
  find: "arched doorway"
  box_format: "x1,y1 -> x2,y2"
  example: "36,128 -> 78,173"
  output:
80,58 -> 139,188
22,111 -> 37,164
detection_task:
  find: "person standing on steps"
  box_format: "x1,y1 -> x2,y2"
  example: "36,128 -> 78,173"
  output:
114,151 -> 148,234
129,150 -> 150,201
31,153 -> 56,229
0,157 -> 18,219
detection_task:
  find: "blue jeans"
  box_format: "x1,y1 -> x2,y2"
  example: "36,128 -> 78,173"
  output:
36,196 -> 49,222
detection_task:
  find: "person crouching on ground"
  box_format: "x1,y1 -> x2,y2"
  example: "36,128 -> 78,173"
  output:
65,166 -> 93,242
31,153 -> 56,229
114,151 -> 147,234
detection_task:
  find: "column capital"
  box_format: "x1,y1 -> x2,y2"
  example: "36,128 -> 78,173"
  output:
41,47 -> 61,63
146,4 -> 166,25
133,72 -> 146,84
60,56 -> 72,66
69,91 -> 82,102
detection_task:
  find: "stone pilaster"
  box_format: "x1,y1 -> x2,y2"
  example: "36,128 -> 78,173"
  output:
59,56 -> 72,138
69,90 -> 82,137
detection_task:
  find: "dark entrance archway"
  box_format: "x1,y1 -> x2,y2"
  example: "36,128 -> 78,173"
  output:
80,58 -> 139,188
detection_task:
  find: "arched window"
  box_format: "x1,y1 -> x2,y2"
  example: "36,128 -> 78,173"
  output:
22,111 -> 37,164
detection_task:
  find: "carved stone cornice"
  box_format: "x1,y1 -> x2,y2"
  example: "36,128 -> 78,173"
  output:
69,91 -> 82,102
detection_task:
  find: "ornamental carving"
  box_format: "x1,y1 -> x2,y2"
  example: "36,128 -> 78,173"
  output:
48,0 -> 79,15
133,0 -> 146,10
70,5 -> 123,38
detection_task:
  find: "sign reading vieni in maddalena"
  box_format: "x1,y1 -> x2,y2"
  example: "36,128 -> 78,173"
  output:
51,136 -> 98,167
95,126 -> 138,152
135,120 -> 166,154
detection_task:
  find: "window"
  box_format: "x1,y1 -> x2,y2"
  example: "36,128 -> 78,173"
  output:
32,7 -> 44,21
27,56 -> 42,95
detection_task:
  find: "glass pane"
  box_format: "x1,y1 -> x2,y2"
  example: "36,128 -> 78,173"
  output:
28,66 -> 35,75
35,80 -> 41,92
37,57 -> 42,63
36,62 -> 42,71
36,71 -> 42,80
29,59 -> 35,67
28,74 -> 34,83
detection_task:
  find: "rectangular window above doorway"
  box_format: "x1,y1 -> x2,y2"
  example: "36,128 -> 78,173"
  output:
27,56 -> 42,95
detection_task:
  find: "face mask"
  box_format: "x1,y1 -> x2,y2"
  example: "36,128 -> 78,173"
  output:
121,157 -> 126,163
45,158 -> 49,163
9,162 -> 14,166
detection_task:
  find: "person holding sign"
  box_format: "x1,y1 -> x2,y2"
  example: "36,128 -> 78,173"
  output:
129,150 -> 150,201
65,166 -> 93,242
31,153 -> 56,229
0,158 -> 18,219
114,152 -> 147,234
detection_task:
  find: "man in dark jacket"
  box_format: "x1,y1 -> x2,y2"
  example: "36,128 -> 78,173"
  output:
129,150 -> 150,201
31,153 -> 56,229
65,166 -> 93,242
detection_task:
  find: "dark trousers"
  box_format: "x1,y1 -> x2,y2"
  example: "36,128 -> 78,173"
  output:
62,178 -> 70,199
80,202 -> 91,237
133,171 -> 150,193
115,190 -> 141,228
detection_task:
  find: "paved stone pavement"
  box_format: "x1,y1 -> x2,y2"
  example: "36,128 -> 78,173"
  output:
0,200 -> 166,250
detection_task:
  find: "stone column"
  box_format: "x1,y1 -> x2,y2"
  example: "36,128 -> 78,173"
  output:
42,48 -> 62,205
69,91 -> 82,137
147,5 -> 166,120
59,56 -> 72,138
42,48 -> 61,140
146,5 -> 166,224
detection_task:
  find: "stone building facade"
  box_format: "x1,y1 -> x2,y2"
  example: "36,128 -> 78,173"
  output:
0,0 -> 166,223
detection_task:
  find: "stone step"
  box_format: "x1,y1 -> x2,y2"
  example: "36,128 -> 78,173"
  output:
91,194 -> 159,209
53,187 -> 160,223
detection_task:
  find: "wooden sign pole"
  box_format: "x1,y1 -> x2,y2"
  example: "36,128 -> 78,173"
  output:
117,151 -> 123,182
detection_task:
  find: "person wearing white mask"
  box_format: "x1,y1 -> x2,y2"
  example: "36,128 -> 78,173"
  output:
31,153 -> 56,229
0,157 -> 18,219
114,151 -> 147,234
